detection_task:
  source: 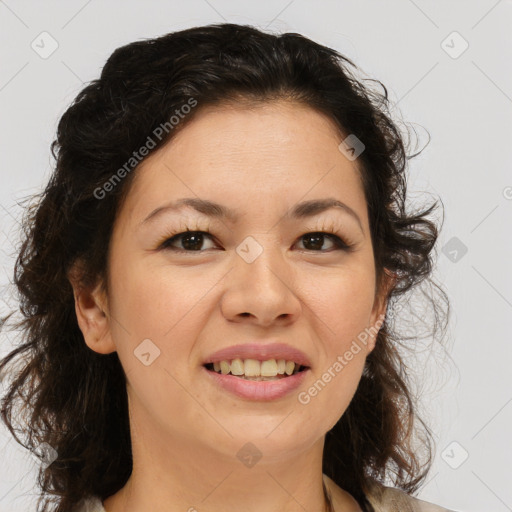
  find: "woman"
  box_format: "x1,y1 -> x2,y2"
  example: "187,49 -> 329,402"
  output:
0,23 -> 455,512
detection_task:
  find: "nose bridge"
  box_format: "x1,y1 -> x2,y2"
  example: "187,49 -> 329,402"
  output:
221,232 -> 300,325
234,233 -> 286,286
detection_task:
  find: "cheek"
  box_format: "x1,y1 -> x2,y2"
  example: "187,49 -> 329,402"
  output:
106,259 -> 211,427
107,257 -> 220,382
297,266 -> 375,428
298,326 -> 368,436
324,280 -> 375,381
308,262 -> 376,337
110,256 -> 213,337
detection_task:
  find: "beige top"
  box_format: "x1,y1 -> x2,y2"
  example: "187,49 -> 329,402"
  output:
324,474 -> 457,512
74,474 -> 457,512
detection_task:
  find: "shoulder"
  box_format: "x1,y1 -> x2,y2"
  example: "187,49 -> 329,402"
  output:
365,479 -> 459,512
72,495 -> 106,512
323,474 -> 458,512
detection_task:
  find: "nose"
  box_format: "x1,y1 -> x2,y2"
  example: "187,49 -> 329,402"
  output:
220,236 -> 302,327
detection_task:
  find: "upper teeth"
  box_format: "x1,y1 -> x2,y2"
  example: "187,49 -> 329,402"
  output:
212,358 -> 300,377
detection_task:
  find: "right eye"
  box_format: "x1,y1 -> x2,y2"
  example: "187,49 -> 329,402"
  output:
159,229 -> 219,252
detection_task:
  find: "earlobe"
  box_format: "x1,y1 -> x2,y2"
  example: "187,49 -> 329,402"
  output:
67,264 -> 116,355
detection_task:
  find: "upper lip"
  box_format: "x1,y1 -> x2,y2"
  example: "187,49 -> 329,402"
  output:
203,342 -> 312,367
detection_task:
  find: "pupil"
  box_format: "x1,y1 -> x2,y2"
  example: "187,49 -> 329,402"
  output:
182,233 -> 203,251
304,233 -> 323,250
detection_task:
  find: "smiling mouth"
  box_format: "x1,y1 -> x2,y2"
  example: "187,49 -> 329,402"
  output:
203,361 -> 309,381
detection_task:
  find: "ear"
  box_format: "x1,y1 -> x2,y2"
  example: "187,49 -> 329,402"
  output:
67,261 -> 116,355
366,268 -> 396,354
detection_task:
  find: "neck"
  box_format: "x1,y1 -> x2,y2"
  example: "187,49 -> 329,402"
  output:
103,402 -> 331,512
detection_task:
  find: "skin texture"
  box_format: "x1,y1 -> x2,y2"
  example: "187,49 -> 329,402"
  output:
69,100 -> 392,512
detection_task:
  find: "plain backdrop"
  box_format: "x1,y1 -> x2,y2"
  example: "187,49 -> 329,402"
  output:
1,1 -> 511,511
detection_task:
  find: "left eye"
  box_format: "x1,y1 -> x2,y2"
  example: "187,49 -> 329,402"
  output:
297,232 -> 350,251
159,230 -> 351,252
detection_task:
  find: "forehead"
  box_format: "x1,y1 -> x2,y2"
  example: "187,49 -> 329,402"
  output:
166,99 -> 346,163
119,100 -> 368,227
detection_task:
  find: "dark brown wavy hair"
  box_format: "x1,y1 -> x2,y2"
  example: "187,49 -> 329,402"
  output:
0,23 -> 449,512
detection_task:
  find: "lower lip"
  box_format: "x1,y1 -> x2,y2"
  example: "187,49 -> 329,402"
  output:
202,366 -> 310,401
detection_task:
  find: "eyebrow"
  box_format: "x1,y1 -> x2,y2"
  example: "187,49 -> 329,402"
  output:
141,197 -> 364,232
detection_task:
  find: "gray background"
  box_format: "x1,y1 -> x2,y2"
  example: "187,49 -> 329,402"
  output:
1,1 -> 511,511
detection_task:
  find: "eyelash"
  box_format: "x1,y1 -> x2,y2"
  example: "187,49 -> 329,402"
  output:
156,221 -> 356,253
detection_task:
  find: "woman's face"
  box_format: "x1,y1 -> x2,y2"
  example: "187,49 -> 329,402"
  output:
86,100 -> 389,462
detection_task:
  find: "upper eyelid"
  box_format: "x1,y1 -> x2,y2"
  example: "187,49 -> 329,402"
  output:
166,218 -> 351,235
166,228 -> 347,239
